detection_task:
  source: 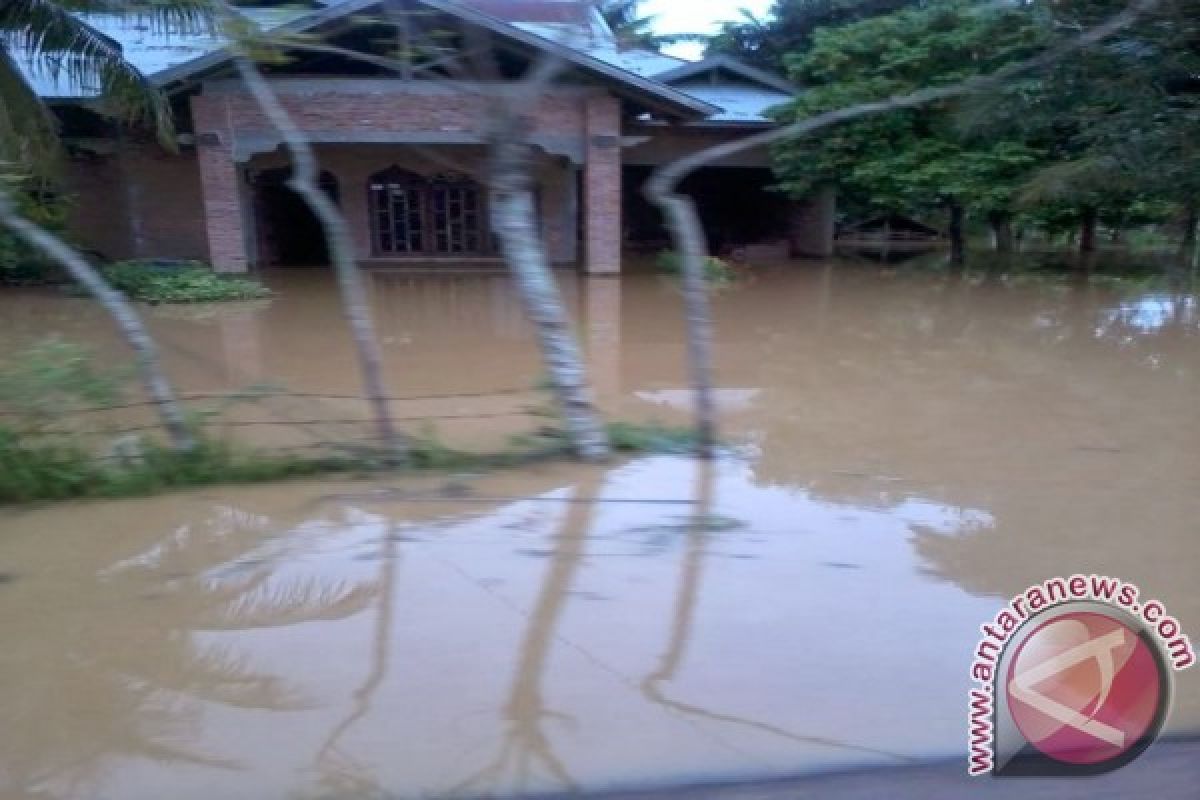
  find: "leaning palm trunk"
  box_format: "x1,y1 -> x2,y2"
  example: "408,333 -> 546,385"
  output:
641,185 -> 717,457
479,44 -> 609,462
0,188 -> 195,451
227,47 -> 406,464
488,135 -> 610,461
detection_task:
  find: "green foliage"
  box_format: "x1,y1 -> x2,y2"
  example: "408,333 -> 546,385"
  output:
772,1 -> 1050,218
598,0 -> 703,52
606,421 -> 701,454
0,181 -> 68,285
0,0 -> 217,173
655,249 -> 738,283
0,337 -> 126,433
708,0 -> 922,71
102,260 -> 271,303
0,337 -> 710,503
0,428 -> 347,504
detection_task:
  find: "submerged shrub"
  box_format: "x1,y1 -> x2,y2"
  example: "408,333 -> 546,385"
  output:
103,260 -> 271,303
655,249 -> 738,283
606,421 -> 700,454
0,337 -> 127,434
0,182 -> 68,286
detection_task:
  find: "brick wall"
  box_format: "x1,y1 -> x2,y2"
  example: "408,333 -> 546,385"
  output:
65,144 -> 208,263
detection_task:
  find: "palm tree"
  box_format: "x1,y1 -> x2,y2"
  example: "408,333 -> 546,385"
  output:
597,0 -> 703,52
0,1 -> 215,451
0,0 -> 215,170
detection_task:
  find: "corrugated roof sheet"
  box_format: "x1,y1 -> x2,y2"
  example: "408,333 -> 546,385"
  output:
462,0 -> 591,24
584,46 -> 685,79
6,6 -> 312,98
8,0 -> 785,124
671,85 -> 793,124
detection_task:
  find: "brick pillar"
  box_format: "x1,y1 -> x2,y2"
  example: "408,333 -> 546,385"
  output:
790,184 -> 837,258
540,156 -> 576,264
191,94 -> 249,273
584,93 -> 622,274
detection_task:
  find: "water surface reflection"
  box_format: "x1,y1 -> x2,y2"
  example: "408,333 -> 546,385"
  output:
1,262 -> 1197,798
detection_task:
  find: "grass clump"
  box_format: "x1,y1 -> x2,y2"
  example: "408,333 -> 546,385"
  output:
103,260 -> 270,304
606,421 -> 701,454
655,249 -> 738,284
0,338 -> 709,505
0,431 -> 346,504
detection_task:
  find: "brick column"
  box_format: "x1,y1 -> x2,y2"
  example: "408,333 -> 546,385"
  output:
583,93 -> 622,275
191,93 -> 249,273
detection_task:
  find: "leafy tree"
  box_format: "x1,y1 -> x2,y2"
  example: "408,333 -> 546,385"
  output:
771,0 -> 1051,258
978,0 -> 1200,249
708,0 -> 922,71
0,0 -> 214,171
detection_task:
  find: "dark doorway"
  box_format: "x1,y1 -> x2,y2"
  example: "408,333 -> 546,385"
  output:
623,165 -> 793,254
253,168 -> 339,266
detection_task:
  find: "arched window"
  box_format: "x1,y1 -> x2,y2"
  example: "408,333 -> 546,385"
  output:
369,166 -> 426,255
367,167 -> 488,257
429,172 -> 484,255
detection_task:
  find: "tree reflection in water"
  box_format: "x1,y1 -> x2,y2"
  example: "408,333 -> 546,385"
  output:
639,459 -> 913,765
0,506 -> 379,800
445,476 -> 605,797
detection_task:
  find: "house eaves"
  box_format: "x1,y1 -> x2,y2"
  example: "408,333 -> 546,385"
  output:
653,54 -> 798,96
148,0 -> 718,120
417,0 -> 718,119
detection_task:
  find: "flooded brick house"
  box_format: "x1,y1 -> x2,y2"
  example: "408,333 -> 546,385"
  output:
20,0 -> 834,273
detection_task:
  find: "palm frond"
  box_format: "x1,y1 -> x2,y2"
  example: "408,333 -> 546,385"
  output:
0,43 -> 59,172
196,577 -> 380,631
0,0 -> 217,154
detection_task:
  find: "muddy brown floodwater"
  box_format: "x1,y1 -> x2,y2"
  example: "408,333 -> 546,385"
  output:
1,261 -> 1198,799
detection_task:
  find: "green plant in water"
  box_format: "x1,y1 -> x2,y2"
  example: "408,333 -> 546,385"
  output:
605,421 -> 701,454
0,339 -> 708,504
102,260 -> 271,304
655,249 -> 738,284
0,179 -> 69,286
0,337 -> 127,433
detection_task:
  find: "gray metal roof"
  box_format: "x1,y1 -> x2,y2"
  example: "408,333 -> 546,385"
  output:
8,0 -> 787,125
7,7 -> 310,99
670,84 -> 793,125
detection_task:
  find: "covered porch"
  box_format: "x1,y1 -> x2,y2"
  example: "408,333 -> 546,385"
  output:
189,78 -> 624,274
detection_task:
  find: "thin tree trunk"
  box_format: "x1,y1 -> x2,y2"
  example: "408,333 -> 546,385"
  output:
0,189 -> 195,451
480,46 -> 610,462
949,202 -> 966,265
489,139 -> 610,461
1080,206 -> 1098,253
1179,204 -> 1196,258
228,51 -> 405,464
988,211 -> 1014,253
645,189 -> 717,457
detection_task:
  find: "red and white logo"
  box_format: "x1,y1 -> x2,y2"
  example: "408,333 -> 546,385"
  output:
1005,611 -> 1162,766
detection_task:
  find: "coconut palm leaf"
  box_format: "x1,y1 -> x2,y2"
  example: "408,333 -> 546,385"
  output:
0,0 -> 216,169
0,44 -> 59,171
597,0 -> 703,51
194,577 -> 380,631
137,642 -> 313,710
